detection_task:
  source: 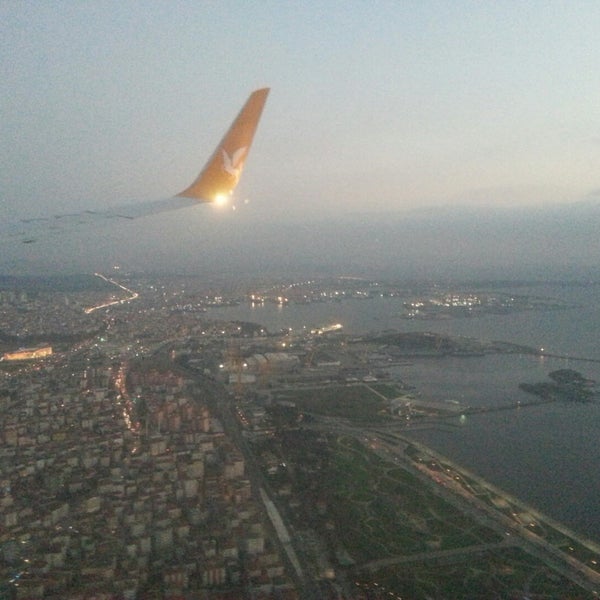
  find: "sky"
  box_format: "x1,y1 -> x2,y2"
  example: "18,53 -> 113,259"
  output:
1,1 -> 600,275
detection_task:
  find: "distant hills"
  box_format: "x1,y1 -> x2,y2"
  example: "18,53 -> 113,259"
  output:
0,274 -> 111,292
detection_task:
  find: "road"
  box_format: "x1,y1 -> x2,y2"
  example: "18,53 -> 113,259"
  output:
178,362 -> 326,599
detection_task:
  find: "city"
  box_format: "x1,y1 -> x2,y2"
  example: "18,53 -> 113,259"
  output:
1,273 -> 598,599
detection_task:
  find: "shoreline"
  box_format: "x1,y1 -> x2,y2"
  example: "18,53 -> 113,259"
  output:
394,433 -> 600,591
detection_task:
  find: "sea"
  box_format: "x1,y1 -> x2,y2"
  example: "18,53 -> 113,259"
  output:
206,282 -> 600,543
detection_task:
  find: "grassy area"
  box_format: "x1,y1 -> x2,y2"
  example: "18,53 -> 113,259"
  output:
322,437 -> 501,562
368,382 -> 406,399
273,384 -> 389,422
357,547 -> 589,599
318,437 -> 589,598
265,385 -> 596,597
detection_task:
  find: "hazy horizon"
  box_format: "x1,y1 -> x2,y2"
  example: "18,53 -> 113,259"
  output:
1,200 -> 599,282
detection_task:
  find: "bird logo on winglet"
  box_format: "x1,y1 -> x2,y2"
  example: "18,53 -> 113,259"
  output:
222,147 -> 247,184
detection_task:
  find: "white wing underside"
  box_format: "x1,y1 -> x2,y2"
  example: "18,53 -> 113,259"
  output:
3,196 -> 199,244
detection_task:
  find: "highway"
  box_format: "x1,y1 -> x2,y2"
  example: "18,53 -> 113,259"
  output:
361,538 -> 517,571
184,368 -> 326,599
83,272 -> 139,314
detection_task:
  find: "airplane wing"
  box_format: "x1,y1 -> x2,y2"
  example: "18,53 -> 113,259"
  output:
176,87 -> 270,203
3,88 -> 270,244
2,197 -> 200,244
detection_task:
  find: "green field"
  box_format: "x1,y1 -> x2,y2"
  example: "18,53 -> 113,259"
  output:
317,436 -> 590,598
272,384 -> 389,422
266,383 -> 595,598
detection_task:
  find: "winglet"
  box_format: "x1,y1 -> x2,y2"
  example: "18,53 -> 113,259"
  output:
177,88 -> 270,202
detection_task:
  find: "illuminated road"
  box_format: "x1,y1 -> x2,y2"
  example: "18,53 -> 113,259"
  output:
84,272 -> 139,313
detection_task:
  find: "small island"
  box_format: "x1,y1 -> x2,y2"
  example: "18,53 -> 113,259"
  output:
519,369 -> 597,403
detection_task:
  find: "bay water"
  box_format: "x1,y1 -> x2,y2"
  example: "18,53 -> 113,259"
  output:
208,282 -> 600,541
